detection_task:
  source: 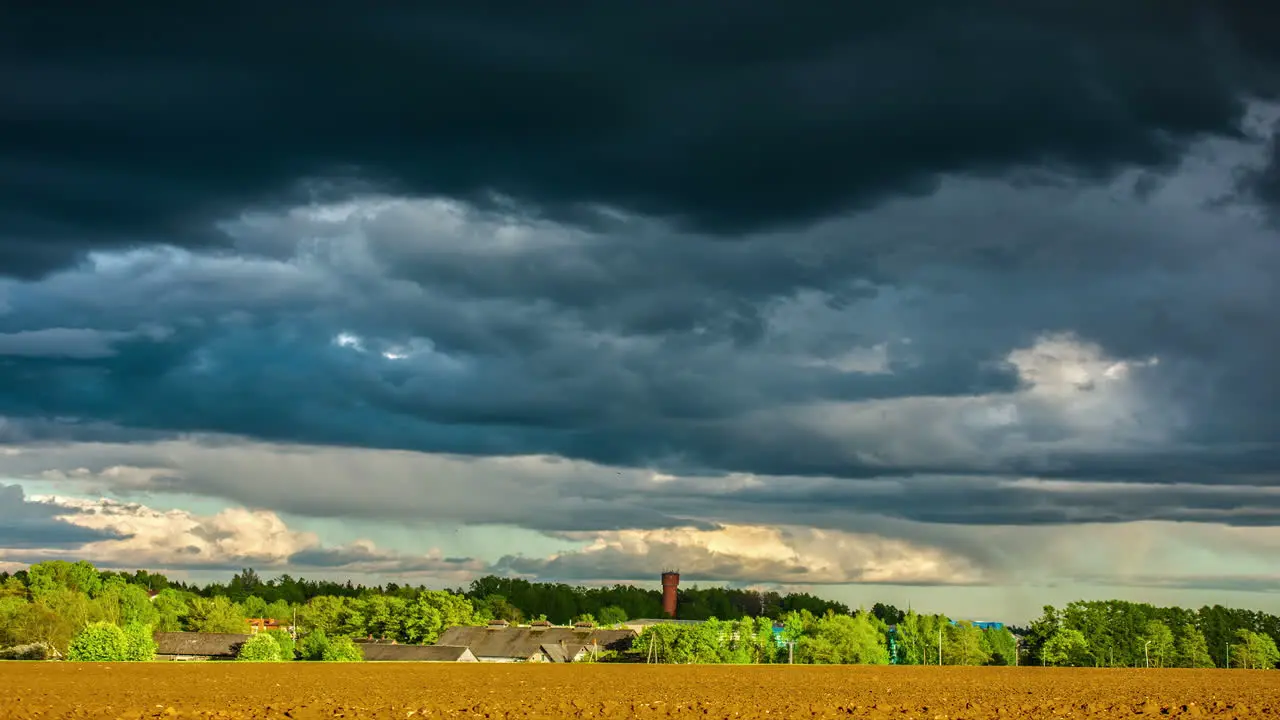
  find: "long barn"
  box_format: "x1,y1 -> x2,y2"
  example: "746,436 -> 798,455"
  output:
435,621 -> 636,663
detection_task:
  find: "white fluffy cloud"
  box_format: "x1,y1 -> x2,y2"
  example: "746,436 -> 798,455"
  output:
0,493 -> 481,584
497,524 -> 984,586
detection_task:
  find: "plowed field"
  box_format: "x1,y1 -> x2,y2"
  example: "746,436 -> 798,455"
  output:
1,664 -> 1274,719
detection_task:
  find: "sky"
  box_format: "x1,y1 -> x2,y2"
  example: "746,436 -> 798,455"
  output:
3,2 -> 1280,624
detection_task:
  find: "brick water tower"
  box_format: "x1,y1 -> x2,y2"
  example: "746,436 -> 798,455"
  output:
661,570 -> 680,618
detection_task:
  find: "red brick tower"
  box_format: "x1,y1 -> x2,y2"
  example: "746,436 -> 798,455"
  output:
661,571 -> 680,618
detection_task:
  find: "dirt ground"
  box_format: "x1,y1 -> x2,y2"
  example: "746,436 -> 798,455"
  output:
1,664 -> 1275,719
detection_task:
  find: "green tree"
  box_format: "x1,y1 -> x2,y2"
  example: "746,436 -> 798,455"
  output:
985,628 -> 1018,666
812,612 -> 890,664
0,576 -> 27,600
239,595 -> 269,619
299,596 -> 345,636
122,623 -> 157,661
474,594 -> 524,624
186,596 -> 249,633
360,595 -> 407,639
236,633 -> 284,662
264,599 -> 293,625
31,588 -> 93,653
797,634 -> 841,664
1024,605 -> 1061,666
401,590 -> 476,644
298,629 -> 331,661
1141,620 -> 1175,668
68,621 -> 129,661
1232,629 -> 1280,669
321,636 -> 364,662
633,622 -> 724,664
945,621 -> 991,666
0,596 -> 30,647
1175,624 -> 1214,668
27,561 -> 103,600
1042,628 -> 1090,667
265,629 -> 296,660
598,606 -> 628,626
151,589 -> 189,632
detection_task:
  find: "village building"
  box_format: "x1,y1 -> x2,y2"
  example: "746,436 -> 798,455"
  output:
435,620 -> 636,663
360,644 -> 477,662
246,617 -> 288,634
153,632 -> 249,661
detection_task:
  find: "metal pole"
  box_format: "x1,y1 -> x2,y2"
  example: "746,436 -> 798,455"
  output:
1144,641 -> 1151,669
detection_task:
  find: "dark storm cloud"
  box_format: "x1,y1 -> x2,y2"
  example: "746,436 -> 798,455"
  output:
3,1 -> 1279,277
0,484 -> 122,548
662,478 -> 1280,528
285,547 -> 483,574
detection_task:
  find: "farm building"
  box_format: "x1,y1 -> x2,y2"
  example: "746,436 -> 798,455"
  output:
436,620 -> 636,663
153,632 -> 249,661
360,644 -> 477,662
246,617 -> 290,634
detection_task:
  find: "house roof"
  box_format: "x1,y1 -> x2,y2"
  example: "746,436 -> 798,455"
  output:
360,644 -> 475,662
436,626 -> 635,660
153,632 -> 250,657
539,642 -> 585,663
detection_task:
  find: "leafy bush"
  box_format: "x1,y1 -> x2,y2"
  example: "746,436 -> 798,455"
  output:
236,632 -> 283,662
265,629 -> 295,660
122,623 -> 157,661
67,622 -> 129,661
298,629 -> 330,661
320,636 -> 363,662
0,642 -> 57,660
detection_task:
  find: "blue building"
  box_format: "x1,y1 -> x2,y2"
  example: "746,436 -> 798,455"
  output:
951,620 -> 1004,631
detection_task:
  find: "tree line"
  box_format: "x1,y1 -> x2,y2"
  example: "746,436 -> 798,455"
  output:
1,561 -> 1277,668
1015,601 -> 1280,669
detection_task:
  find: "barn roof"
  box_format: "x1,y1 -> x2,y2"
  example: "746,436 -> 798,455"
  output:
153,632 -> 250,657
436,626 -> 634,660
360,644 -> 474,662
539,642 -> 586,663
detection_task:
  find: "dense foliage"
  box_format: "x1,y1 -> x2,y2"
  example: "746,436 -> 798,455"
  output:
236,632 -> 285,662
264,628 -> 295,660
122,622 -> 158,661
321,636 -> 364,662
67,621 -> 129,662
1015,601 -> 1280,668
1,562 -> 1278,668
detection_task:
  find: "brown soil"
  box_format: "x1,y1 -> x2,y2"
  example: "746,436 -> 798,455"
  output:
1,664 -> 1274,719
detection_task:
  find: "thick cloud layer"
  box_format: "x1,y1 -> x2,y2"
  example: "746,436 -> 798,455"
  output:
3,1 -> 1280,277
0,484 -> 120,548
3,144 -> 1278,490
3,3 -> 1280,599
